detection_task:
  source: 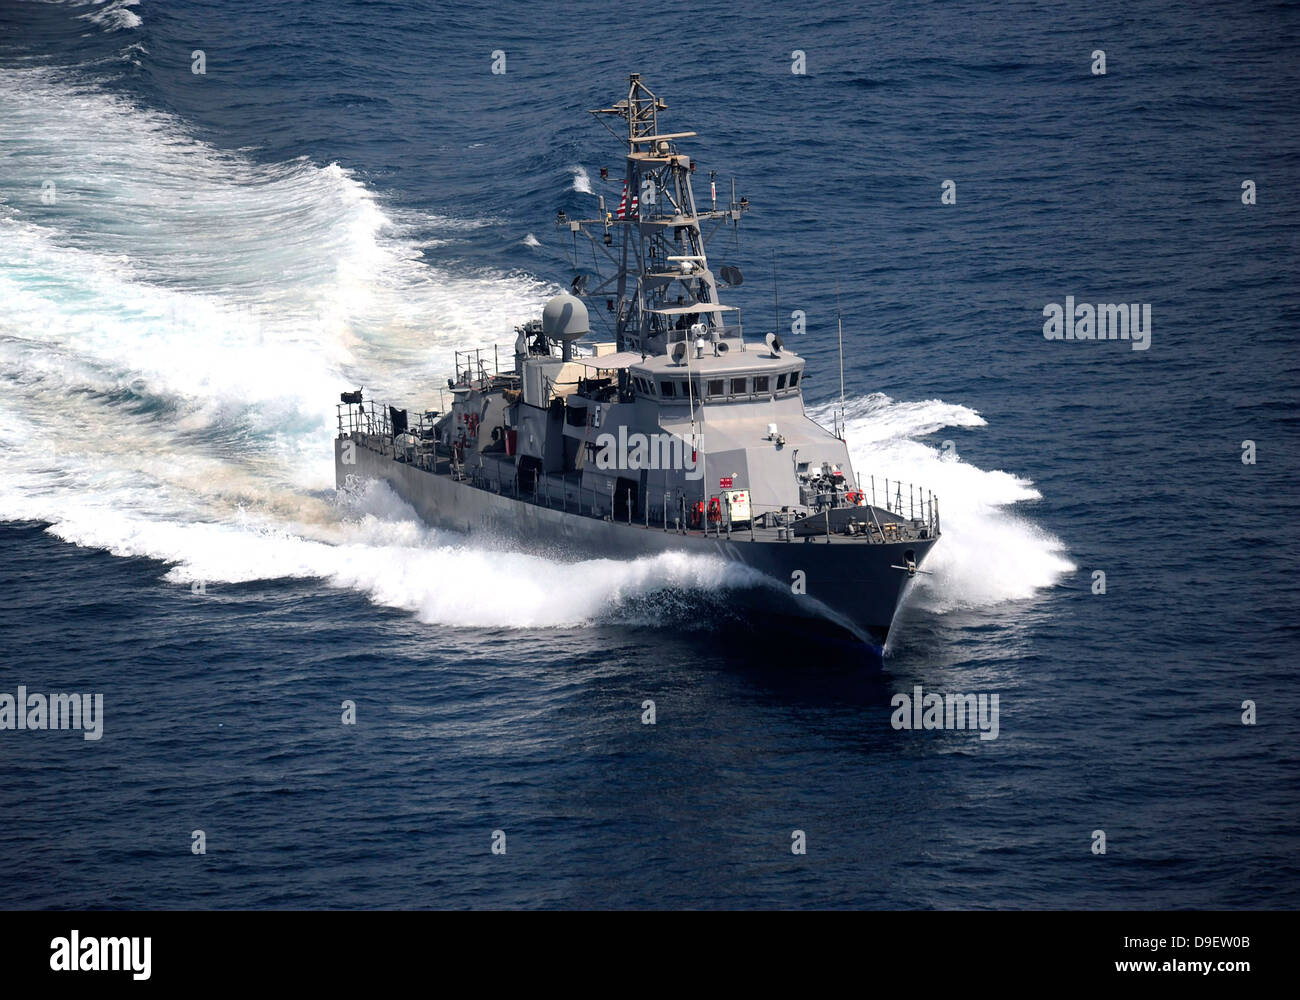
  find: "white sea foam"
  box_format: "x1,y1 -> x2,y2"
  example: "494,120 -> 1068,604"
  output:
0,67 -> 553,475
73,0 -> 142,32
570,165 -> 593,195
12,471 -> 749,628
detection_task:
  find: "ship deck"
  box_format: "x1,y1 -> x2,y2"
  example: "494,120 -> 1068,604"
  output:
341,430 -> 937,547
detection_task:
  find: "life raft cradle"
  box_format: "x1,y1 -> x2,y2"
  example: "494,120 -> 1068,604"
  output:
688,497 -> 725,528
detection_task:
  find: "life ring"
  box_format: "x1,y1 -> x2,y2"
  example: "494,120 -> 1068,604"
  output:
690,501 -> 704,528
706,497 -> 721,523
846,490 -> 864,505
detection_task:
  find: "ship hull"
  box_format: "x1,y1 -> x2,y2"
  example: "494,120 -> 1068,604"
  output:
336,439 -> 935,648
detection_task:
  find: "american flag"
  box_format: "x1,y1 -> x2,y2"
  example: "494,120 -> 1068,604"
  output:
615,180 -> 638,219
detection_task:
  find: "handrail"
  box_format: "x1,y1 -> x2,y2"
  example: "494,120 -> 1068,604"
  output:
337,407 -> 939,542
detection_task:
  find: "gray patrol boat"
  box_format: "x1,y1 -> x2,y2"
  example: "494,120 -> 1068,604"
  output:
335,74 -> 939,647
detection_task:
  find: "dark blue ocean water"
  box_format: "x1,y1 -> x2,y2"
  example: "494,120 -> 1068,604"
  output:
1,0 -> 1297,908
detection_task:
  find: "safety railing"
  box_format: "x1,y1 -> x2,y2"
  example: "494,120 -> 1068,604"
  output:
337,407 -> 938,544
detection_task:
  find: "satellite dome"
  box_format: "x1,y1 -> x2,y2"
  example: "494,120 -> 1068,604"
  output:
541,292 -> 589,342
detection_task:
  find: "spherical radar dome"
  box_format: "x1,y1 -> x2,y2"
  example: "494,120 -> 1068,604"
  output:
541,292 -> 589,342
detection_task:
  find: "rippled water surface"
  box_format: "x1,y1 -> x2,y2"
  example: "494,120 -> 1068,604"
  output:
1,0 -> 1296,908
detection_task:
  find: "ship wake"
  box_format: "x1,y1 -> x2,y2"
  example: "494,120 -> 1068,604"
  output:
0,64 -> 1071,634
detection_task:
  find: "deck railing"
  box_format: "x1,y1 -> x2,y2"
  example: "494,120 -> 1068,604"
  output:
338,399 -> 938,543
338,425 -> 936,545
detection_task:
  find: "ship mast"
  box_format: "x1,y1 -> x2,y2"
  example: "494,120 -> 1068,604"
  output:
560,74 -> 750,357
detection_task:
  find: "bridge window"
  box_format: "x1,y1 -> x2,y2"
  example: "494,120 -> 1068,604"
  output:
789,371 -> 800,387
776,373 -> 787,390
730,377 -> 747,394
754,375 -> 769,393
707,379 -> 724,396
659,380 -> 675,397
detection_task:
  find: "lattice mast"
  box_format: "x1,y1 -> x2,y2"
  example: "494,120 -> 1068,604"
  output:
559,74 -> 749,355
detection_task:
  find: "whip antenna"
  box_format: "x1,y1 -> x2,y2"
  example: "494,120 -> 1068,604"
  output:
772,250 -> 780,341
831,242 -> 846,440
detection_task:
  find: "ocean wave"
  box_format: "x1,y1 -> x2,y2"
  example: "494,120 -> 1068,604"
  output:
570,165 -> 593,195
68,0 -> 143,32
